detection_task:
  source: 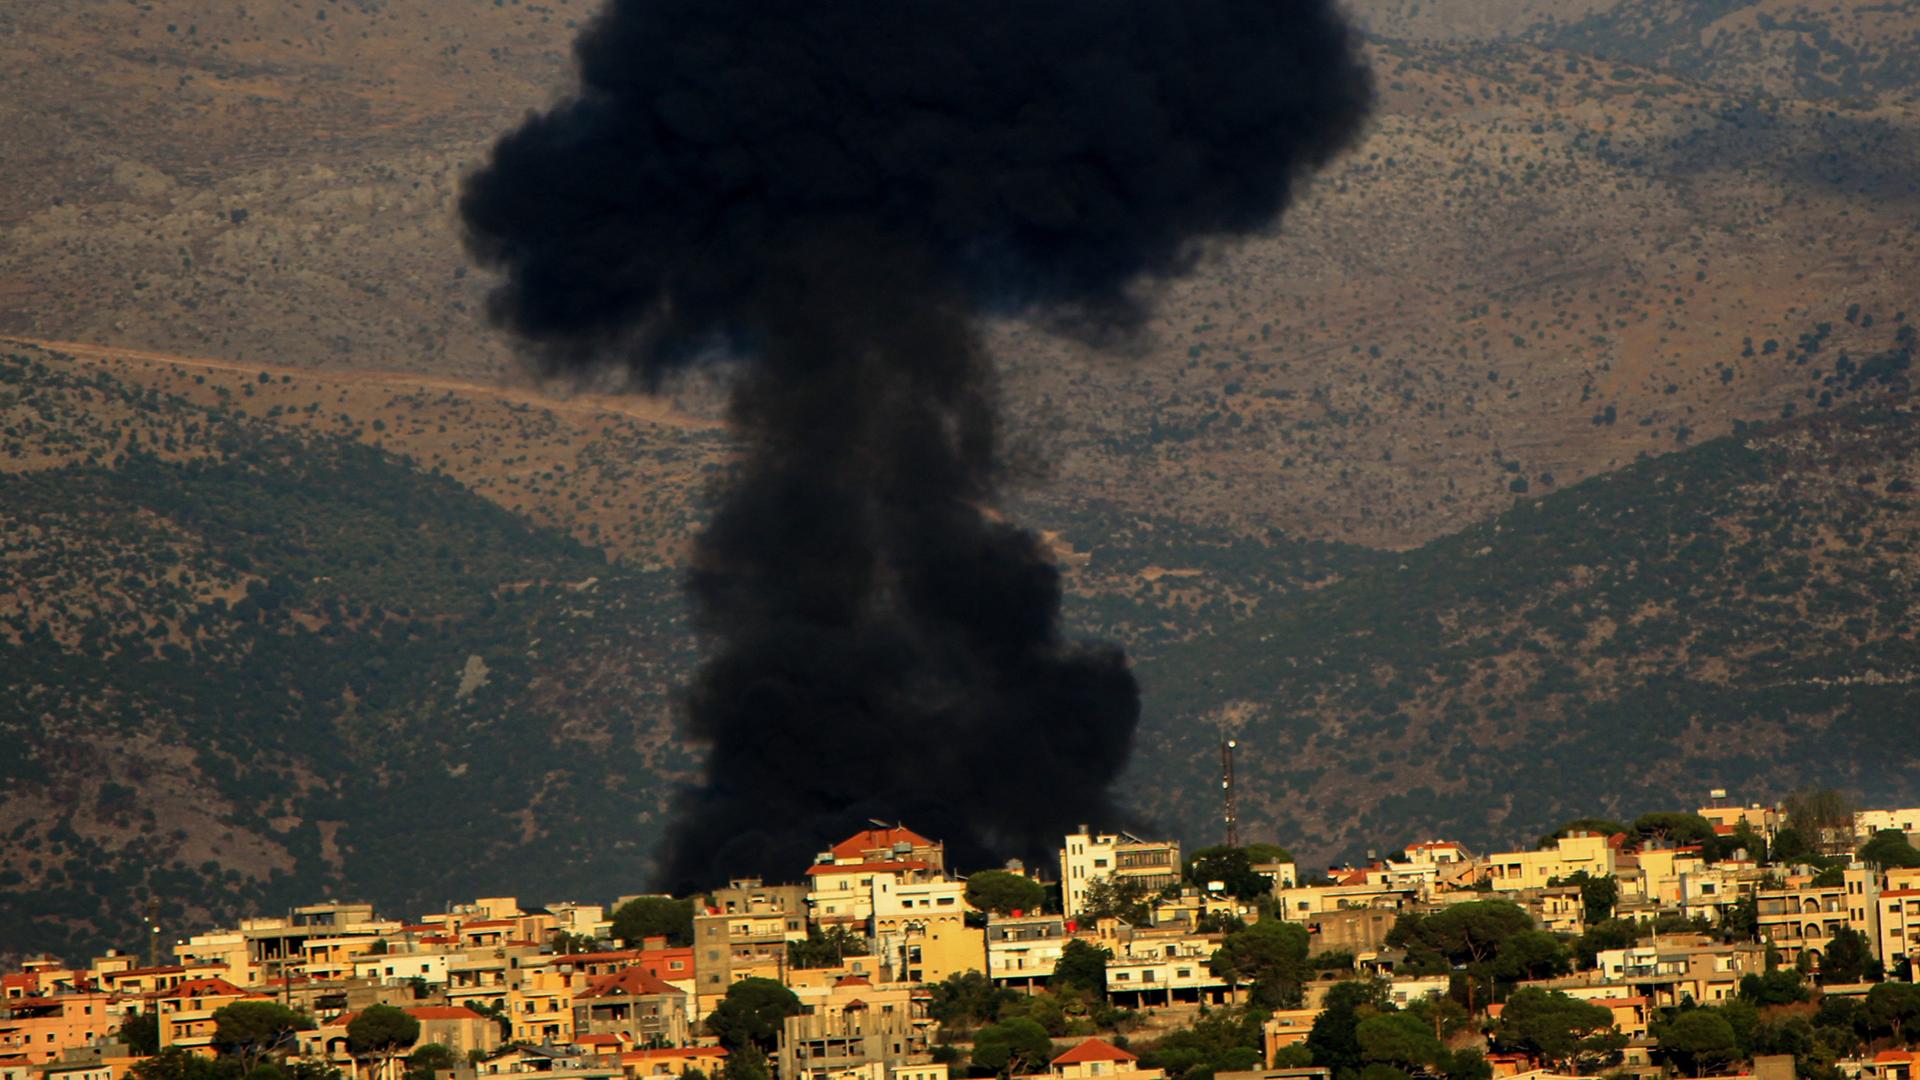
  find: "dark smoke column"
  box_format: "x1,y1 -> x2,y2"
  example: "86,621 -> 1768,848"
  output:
462,0 -> 1371,889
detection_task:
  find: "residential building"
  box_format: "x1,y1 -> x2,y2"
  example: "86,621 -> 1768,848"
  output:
1755,882 -> 1851,969
1043,1038 -> 1165,1080
1478,832 -> 1617,892
152,978 -> 261,1053
1261,1010 -> 1322,1060
776,997 -> 934,1080
986,915 -> 1067,987
1591,937 -> 1764,1006
506,965 -> 583,1045
870,873 -> 984,984
1302,908 -> 1398,958
1697,804 -> 1782,842
572,968 -> 690,1047
0,993 -> 117,1065
1856,809 -> 1920,843
1060,830 -> 1181,922
1271,882 -> 1414,921
1872,889 -> 1920,972
617,1047 -> 729,1080
693,881 -> 807,1016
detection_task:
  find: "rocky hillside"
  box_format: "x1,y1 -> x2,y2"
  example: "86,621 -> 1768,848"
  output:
4,0 -> 1920,958
3,3 -> 1918,548
1128,372 -> 1920,861
0,349 -> 696,959
1351,0 -> 1920,103
4,338 -> 1917,959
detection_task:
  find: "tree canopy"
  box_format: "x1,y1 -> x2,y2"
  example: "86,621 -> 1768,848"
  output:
1052,939 -> 1112,996
1537,819 -> 1628,848
1652,1009 -> 1740,1077
928,971 -> 1018,1030
1819,928 -> 1882,985
1494,989 -> 1623,1072
787,925 -> 870,969
1388,900 -> 1534,971
1143,1007 -> 1266,1080
1210,918 -> 1310,1008
965,870 -> 1048,916
120,1012 -> 161,1056
1080,875 -> 1160,926
1859,829 -> 1920,869
705,978 -> 802,1053
211,1002 -> 314,1072
1783,788 -> 1853,838
1306,979 -> 1392,1078
347,1005 -> 420,1057
970,1018 -> 1053,1076
611,896 -> 695,947
1186,847 -> 1276,901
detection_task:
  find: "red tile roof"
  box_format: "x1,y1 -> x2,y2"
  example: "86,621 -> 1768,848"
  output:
1052,1038 -> 1137,1066
580,968 -> 682,999
834,975 -> 871,988
161,978 -> 246,999
831,827 -> 934,860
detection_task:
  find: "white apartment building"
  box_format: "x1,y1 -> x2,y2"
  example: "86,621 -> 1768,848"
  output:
1856,808 -> 1920,842
1060,829 -> 1181,921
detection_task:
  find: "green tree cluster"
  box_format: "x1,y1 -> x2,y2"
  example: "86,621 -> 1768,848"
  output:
705,978 -> 801,1054
1142,1006 -> 1266,1080
787,925 -> 871,969
1209,919 -> 1310,1008
612,896 -> 695,947
1492,989 -> 1624,1072
1186,846 -> 1288,901
965,871 -> 1048,916
970,1018 -> 1053,1076
346,1004 -> 420,1080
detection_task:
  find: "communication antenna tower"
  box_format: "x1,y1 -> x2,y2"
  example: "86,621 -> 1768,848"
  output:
1221,737 -> 1239,848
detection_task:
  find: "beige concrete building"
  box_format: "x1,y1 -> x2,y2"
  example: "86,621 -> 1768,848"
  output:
1479,833 -> 1616,891
692,880 -> 808,1016
1060,830 -> 1181,922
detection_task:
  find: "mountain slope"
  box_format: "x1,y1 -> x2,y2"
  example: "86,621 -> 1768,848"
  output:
0,351 -> 694,959
1125,381 -> 1920,862
5,4 -> 1919,550
1351,0 -> 1920,105
3,343 -> 1919,957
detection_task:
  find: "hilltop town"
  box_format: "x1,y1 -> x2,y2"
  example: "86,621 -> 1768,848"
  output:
6,798 -> 1920,1080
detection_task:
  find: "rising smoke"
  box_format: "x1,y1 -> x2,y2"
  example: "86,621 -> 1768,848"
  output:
461,0 -> 1371,889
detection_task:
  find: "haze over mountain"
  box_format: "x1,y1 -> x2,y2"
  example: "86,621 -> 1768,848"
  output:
1,0 -> 1916,959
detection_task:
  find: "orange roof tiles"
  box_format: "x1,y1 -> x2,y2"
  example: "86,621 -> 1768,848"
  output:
580,969 -> 682,999
1051,1038 -> 1138,1066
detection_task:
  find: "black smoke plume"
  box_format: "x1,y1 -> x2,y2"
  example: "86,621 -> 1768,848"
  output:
461,0 -> 1370,887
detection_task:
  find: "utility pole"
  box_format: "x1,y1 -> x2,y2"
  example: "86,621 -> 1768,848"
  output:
143,898 -> 162,969
1220,737 -> 1239,848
